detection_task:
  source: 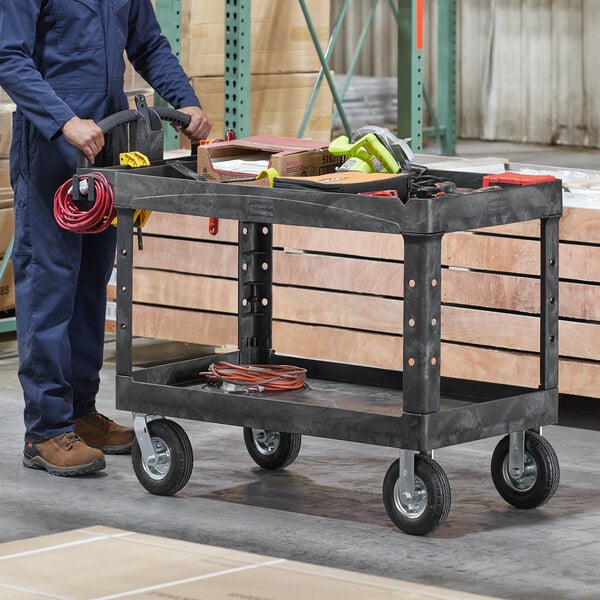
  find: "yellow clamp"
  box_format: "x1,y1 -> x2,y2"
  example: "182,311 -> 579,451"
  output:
255,167 -> 279,187
111,151 -> 153,228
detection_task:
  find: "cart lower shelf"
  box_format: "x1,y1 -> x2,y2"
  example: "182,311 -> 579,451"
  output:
118,352 -> 560,535
117,352 -> 558,451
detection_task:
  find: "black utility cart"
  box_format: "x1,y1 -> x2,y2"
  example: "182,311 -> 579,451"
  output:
88,103 -> 563,536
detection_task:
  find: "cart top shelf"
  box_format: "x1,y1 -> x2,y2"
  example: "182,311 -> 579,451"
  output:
98,160 -> 563,234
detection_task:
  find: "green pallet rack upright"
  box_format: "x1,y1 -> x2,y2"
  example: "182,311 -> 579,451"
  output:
154,0 -> 184,150
224,0 -> 252,138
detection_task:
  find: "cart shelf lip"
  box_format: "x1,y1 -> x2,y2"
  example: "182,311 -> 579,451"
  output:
95,165 -> 563,235
116,354 -> 558,451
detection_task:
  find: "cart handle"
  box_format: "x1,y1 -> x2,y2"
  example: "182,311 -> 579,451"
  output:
77,95 -> 192,168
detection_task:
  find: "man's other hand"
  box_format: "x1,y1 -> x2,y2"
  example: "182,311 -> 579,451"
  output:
178,106 -> 211,141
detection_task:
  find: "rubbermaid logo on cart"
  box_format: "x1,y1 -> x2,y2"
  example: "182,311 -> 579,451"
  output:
249,200 -> 274,218
487,198 -> 509,216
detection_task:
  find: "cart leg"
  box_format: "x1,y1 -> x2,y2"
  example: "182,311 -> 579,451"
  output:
398,449 -> 415,504
508,430 -> 525,480
133,413 -> 162,468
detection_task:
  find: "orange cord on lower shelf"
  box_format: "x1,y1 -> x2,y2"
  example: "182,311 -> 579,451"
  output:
200,362 -> 307,392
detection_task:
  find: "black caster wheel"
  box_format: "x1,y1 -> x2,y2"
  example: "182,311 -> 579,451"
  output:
382,454 -> 451,535
491,430 -> 560,509
132,419 -> 193,496
243,427 -> 301,470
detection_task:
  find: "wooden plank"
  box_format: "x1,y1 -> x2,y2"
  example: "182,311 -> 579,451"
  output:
143,213 -> 238,242
556,207 -> 600,243
135,237 -> 238,278
131,304 -> 237,348
444,232 -> 600,282
475,207 -> 600,244
274,251 -> 403,297
133,271 -> 238,313
443,269 -> 599,321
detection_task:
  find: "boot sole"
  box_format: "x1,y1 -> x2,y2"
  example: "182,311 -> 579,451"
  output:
23,455 -> 106,476
89,442 -> 133,455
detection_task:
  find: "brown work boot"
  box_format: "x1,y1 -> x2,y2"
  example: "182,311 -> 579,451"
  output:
23,432 -> 106,476
74,411 -> 135,455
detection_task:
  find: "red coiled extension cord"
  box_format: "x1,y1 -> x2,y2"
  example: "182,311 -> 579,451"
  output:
53,172 -> 115,233
201,362 -> 307,392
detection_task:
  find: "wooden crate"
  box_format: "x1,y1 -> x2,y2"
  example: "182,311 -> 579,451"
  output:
107,203 -> 600,400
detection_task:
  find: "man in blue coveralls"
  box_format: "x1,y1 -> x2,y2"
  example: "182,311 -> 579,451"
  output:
0,0 -> 211,476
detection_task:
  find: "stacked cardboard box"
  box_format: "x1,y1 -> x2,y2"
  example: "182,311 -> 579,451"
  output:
0,90 -> 13,190
0,197 -> 14,312
181,0 -> 333,141
0,92 -> 15,312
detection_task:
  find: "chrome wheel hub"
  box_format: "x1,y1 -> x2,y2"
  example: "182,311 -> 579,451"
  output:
143,436 -> 172,480
252,429 -> 280,455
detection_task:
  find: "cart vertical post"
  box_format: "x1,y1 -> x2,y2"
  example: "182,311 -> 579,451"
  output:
116,208 -> 135,377
238,221 -> 273,364
540,215 -> 560,391
402,233 -> 443,416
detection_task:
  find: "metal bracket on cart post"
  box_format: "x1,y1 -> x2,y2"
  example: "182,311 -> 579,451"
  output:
508,430 -> 525,479
399,449 -> 415,503
133,413 -> 162,467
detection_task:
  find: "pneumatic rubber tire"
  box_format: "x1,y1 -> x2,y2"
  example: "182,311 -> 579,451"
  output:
491,431 -> 560,509
243,427 -> 301,470
132,419 -> 193,496
382,454 -> 451,536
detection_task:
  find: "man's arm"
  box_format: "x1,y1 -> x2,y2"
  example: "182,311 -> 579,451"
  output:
0,0 -> 77,141
125,0 -> 211,140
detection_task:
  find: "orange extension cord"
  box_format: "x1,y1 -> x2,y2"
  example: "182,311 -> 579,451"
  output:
201,362 -> 307,392
54,172 -> 115,233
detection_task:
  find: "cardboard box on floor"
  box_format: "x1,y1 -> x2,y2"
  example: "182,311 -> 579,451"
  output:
0,200 -> 14,311
197,135 -> 344,182
0,526 -> 502,600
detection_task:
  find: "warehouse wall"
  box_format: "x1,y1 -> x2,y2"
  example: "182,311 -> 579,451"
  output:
330,0 -> 600,148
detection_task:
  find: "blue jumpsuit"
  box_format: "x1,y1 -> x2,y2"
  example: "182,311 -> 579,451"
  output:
0,0 -> 200,442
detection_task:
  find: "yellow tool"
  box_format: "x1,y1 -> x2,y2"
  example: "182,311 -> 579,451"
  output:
328,132 -> 400,174
112,152 -> 153,228
329,126 -> 414,174
255,167 -> 279,187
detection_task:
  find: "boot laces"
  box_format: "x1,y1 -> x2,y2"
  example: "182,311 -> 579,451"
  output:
59,431 -> 83,450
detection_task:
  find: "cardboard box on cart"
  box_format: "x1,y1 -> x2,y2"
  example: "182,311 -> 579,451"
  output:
197,135 -> 344,184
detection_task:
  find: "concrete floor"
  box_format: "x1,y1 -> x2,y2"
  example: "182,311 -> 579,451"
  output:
0,141 -> 599,600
